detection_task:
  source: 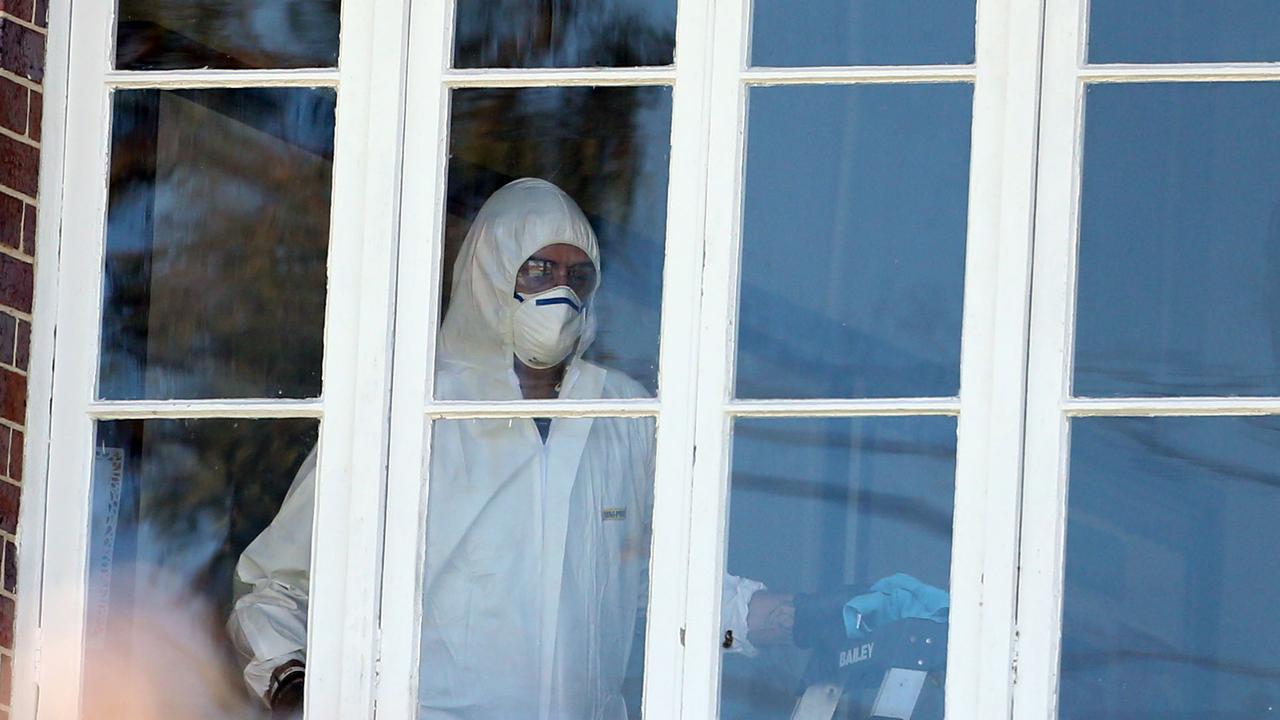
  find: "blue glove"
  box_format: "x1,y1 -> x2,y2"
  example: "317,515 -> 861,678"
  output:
842,573 -> 949,640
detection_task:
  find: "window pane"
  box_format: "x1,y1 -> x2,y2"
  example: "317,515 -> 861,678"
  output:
434,87 -> 671,400
116,0 -> 340,70
736,84 -> 971,400
1089,0 -> 1280,64
750,0 -> 975,67
1075,83 -> 1280,397
417,416 -> 655,717
83,418 -> 317,717
453,0 -> 675,68
721,416 -> 955,719
1061,416 -> 1280,719
99,88 -> 335,400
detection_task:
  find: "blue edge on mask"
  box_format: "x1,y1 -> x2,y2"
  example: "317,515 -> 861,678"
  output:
842,573 -> 950,640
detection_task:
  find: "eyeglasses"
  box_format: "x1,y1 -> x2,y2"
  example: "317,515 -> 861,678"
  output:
517,257 -> 598,296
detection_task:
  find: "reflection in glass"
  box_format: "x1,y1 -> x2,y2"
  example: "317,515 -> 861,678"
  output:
1089,0 -> 1280,64
82,418 -> 317,719
453,0 -> 675,68
736,84 -> 971,399
1061,416 -> 1280,719
750,0 -> 975,67
99,88 -> 335,400
418,416 -> 655,717
1075,83 -> 1280,397
436,87 -> 672,399
116,0 -> 340,70
721,416 -> 955,720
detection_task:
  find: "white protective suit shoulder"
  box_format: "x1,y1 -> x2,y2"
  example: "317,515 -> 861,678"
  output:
228,179 -> 762,717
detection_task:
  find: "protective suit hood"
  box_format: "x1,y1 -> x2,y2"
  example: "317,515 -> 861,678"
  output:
438,178 -> 601,376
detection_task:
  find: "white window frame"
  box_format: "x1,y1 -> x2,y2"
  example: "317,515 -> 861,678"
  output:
381,1 -> 1044,719
1014,0 -> 1280,717
21,0 -> 1064,718
19,0 -> 412,716
680,0 -> 1044,718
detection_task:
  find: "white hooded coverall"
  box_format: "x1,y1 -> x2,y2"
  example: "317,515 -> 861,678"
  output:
228,178 -> 762,719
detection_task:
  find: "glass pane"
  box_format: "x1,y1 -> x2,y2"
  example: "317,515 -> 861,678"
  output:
1061,416 -> 1280,719
1075,83 -> 1280,397
736,84 -> 972,400
750,0 -> 975,67
82,418 -> 317,718
417,416 -> 656,717
1089,0 -> 1280,64
453,0 -> 675,68
435,87 -> 671,400
100,88 -> 335,400
721,416 -> 955,719
116,0 -> 340,70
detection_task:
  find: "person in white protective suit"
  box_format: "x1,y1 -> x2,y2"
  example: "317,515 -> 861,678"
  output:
227,178 -> 767,718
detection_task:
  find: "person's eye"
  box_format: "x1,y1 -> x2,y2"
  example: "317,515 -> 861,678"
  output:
524,260 -> 552,277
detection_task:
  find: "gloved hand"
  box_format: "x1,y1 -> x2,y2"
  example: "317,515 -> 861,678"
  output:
842,573 -> 948,640
792,574 -> 949,647
268,659 -> 305,717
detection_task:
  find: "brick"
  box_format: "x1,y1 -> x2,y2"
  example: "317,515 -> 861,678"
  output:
0,651 -> 9,705
0,0 -> 35,24
12,319 -> 24,371
32,0 -> 45,27
0,135 -> 37,198
18,203 -> 31,255
27,88 -> 39,141
8,432 -> 19,483
0,20 -> 43,83
0,313 -> 14,366
0,255 -> 30,314
0,594 -> 12,648
0,428 -> 8,480
0,77 -> 24,136
0,651 -> 10,706
0,482 -> 15,536
0,368 -> 22,425
2,539 -> 13,594
0,194 -> 18,252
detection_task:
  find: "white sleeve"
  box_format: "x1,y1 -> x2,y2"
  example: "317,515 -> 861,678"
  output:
227,447 -> 317,701
721,574 -> 767,657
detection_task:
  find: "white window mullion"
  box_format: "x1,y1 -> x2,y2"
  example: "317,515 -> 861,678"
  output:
375,0 -> 452,712
946,0 -> 1046,716
679,0 -> 751,714
12,0 -> 75,709
35,0 -> 116,712
303,0 -> 412,716
1014,0 -> 1088,715
639,0 -> 719,712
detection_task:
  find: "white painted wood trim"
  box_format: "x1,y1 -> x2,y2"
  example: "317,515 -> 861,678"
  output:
679,0 -> 752,713
104,68 -> 340,88
1079,62 -> 1280,83
374,0 -> 452,713
34,0 -> 116,711
945,0 -> 1045,715
426,399 -> 660,418
84,400 -> 325,419
302,0 -> 412,715
11,0 -> 76,712
742,65 -> 976,85
1063,397 -> 1280,415
727,398 -> 960,417
640,0 -> 720,711
1014,0 -> 1088,715
443,66 -> 676,87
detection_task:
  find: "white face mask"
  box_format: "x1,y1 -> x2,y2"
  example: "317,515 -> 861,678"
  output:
511,286 -> 585,369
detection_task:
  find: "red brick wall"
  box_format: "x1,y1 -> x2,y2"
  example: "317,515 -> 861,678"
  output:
0,0 -> 45,714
